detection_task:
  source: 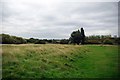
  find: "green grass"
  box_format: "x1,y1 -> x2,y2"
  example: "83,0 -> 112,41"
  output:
2,44 -> 119,78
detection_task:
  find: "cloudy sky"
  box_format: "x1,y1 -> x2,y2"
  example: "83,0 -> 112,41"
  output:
1,0 -> 119,39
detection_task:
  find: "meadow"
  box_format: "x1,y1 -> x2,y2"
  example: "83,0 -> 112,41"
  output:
2,44 -> 119,78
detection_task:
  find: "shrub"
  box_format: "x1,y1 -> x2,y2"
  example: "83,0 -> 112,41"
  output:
60,39 -> 69,44
103,39 -> 113,45
35,40 -> 46,44
85,39 -> 101,44
2,34 -> 27,44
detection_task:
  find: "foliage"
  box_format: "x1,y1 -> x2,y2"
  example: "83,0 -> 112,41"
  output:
69,30 -> 81,45
35,40 -> 46,44
113,37 -> 120,45
85,35 -> 119,45
85,39 -> 101,44
0,35 -> 1,44
69,28 -> 85,45
1,34 -> 26,44
60,39 -> 69,44
1,33 -> 119,45
81,28 -> 85,44
103,39 -> 113,45
26,38 -> 39,43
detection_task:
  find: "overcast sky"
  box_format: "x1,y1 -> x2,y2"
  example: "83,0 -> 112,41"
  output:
1,0 -> 119,39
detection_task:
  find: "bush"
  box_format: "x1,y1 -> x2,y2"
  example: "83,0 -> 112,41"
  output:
85,39 -> 101,44
35,40 -> 46,44
103,39 -> 113,45
27,38 -> 39,43
114,38 -> 120,45
0,35 -> 2,44
2,34 -> 27,44
60,39 -> 69,44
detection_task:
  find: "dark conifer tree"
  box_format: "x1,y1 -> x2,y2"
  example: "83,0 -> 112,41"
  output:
81,28 -> 85,44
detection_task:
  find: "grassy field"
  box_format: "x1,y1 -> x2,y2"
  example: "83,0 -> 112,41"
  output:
2,44 -> 119,78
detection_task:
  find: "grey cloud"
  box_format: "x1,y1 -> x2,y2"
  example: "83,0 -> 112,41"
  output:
1,0 -> 118,39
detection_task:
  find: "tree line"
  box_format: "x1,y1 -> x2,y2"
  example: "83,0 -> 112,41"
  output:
0,34 -> 69,44
0,30 -> 120,45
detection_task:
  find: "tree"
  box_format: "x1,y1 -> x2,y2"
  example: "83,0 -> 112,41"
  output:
35,40 -> 46,44
60,39 -> 69,44
69,30 -> 81,45
69,28 -> 85,45
2,34 -> 13,44
27,38 -> 39,43
103,39 -> 113,45
2,34 -> 27,44
81,28 -> 85,44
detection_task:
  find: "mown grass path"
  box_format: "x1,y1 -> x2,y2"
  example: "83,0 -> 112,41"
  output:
2,44 -> 119,78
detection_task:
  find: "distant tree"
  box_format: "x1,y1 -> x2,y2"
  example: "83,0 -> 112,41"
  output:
35,40 -> 46,44
114,37 -> 120,44
11,36 -> 26,44
60,39 -> 69,44
52,39 -> 60,44
0,34 -> 1,44
69,28 -> 85,45
47,40 -> 52,43
103,39 -> 113,45
81,28 -> 85,44
2,34 -> 27,44
27,38 -> 39,43
2,34 -> 12,44
69,30 -> 81,45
